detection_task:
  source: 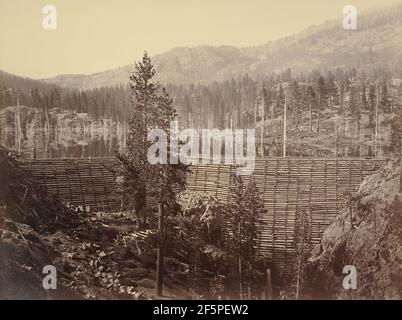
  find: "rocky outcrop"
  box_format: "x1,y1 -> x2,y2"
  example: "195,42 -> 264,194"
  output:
305,161 -> 402,299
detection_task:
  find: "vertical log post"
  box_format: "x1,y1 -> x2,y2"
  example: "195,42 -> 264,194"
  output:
349,193 -> 353,230
264,268 -> 273,300
238,221 -> 243,300
335,124 -> 339,157
156,202 -> 164,297
283,95 -> 287,157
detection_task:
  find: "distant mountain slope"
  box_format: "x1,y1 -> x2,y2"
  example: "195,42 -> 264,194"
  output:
42,3 -> 402,90
43,45 -> 256,89
0,70 -> 61,93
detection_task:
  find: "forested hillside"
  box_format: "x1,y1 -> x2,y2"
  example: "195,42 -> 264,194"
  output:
2,66 -> 401,158
0,70 -> 130,120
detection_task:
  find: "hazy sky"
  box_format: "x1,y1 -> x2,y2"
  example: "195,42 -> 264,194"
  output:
0,0 -> 399,79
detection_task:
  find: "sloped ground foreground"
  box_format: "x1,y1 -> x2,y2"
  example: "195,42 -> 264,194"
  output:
0,149 -> 188,300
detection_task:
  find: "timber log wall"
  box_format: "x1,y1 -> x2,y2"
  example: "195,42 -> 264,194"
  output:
18,157 -> 386,278
18,158 -> 120,212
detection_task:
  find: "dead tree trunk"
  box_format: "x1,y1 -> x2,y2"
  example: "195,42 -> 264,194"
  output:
375,83 -> 379,139
283,95 -> 287,157
335,124 -> 339,157
316,94 -> 320,133
260,102 -> 265,157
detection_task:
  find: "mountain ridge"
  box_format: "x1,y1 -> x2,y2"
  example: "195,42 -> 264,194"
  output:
38,2 -> 402,89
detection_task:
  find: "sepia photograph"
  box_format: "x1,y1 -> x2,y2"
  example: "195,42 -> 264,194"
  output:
0,0 -> 401,305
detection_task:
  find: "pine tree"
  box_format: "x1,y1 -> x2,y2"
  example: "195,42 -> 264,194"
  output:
274,83 -> 284,119
349,85 -> 361,140
315,76 -> 327,133
118,52 -> 188,296
390,105 -> 402,158
293,209 -> 312,299
306,86 -> 316,132
262,85 -> 270,119
224,175 -> 265,299
117,52 -> 157,228
380,80 -> 392,113
339,81 -> 345,115
117,52 -> 187,227
290,80 -> 301,125
326,72 -> 338,107
360,81 -> 367,111
368,83 -> 376,132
